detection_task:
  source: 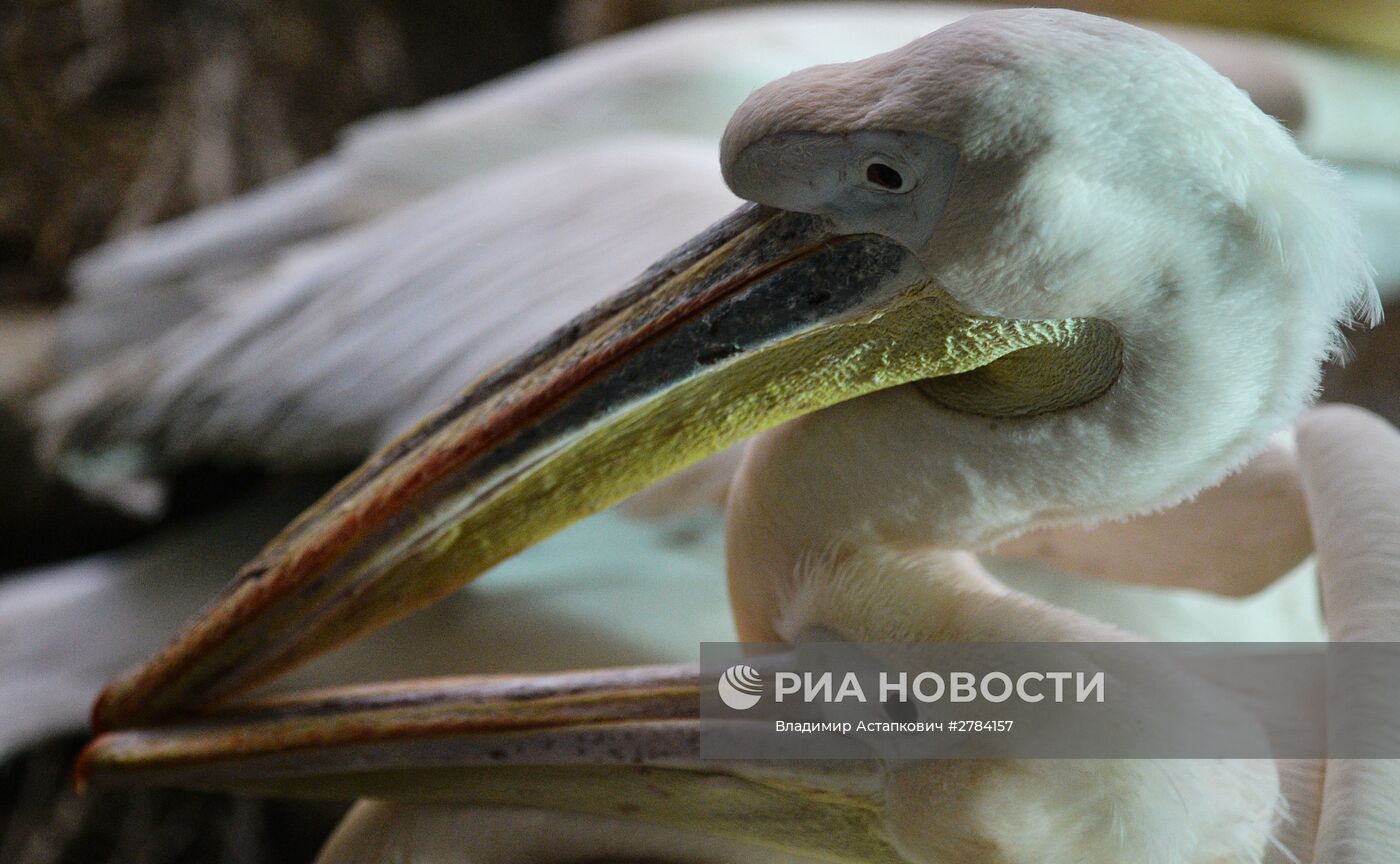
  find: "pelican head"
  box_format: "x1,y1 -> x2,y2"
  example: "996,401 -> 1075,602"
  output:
83,14 -> 1373,858
714,8 -> 1377,640
720,8 -> 1374,545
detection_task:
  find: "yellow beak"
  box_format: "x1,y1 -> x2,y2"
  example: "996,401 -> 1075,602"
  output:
93,203 -> 1120,731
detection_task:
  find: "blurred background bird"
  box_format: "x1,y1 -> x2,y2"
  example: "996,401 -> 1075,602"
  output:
2,2 -> 1399,863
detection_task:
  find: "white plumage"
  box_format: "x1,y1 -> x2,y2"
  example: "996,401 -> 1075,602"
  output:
308,11 -> 1378,862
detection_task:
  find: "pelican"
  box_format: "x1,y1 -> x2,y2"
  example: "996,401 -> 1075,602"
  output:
72,9 -> 1385,864
256,405 -> 1400,864
36,4 -> 1400,489
20,6 -> 1397,759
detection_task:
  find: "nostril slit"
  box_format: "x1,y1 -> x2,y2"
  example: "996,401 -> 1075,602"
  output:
866,162 -> 904,190
697,344 -> 741,366
807,289 -> 832,307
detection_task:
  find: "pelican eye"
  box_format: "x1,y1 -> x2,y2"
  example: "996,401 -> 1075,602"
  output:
864,161 -> 906,191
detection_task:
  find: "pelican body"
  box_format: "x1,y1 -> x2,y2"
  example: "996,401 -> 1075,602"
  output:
74,9 -> 1379,864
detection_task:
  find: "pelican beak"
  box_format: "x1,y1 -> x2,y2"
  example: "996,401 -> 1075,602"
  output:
81,666 -> 897,863
93,203 -> 1120,730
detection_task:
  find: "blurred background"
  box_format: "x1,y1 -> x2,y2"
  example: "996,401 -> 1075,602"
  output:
2,4 -> 559,862
1,2 -> 1396,862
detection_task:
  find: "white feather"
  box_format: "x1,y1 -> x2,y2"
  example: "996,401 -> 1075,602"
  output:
40,138 -> 739,471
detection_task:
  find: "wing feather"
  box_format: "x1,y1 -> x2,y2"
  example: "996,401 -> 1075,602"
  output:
66,5 -> 973,311
40,138 -> 738,472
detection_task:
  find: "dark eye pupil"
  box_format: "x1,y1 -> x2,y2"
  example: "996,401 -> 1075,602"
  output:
865,162 -> 904,190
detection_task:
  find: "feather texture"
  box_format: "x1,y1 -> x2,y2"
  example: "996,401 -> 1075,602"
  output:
40,139 -> 738,471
